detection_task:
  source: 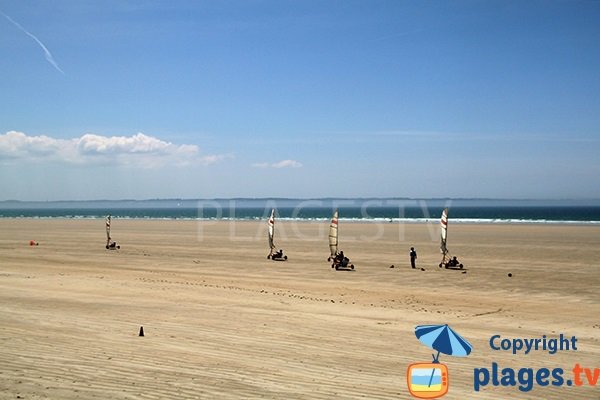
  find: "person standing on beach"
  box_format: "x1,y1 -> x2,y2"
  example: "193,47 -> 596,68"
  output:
410,247 -> 417,269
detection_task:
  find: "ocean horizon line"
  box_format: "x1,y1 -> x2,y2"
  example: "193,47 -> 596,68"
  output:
1,201 -> 600,223
1,216 -> 598,225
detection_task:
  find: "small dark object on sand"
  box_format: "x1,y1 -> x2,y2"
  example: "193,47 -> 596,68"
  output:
389,265 -> 395,268
420,268 -> 425,271
462,271 -> 467,274
508,273 -> 513,277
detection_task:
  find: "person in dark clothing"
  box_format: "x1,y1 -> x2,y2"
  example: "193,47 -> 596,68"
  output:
410,247 -> 417,269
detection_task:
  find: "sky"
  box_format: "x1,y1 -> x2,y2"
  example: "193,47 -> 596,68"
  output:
0,0 -> 599,201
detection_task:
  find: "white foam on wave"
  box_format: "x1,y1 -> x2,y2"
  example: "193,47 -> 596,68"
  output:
2,215 -> 599,225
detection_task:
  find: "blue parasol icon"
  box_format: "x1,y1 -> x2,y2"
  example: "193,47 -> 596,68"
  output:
415,324 -> 473,387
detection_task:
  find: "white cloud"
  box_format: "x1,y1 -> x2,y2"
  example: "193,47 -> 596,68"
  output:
0,131 -> 225,167
199,154 -> 232,165
252,159 -> 303,169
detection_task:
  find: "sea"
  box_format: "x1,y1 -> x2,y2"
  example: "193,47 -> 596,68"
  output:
1,199 -> 599,224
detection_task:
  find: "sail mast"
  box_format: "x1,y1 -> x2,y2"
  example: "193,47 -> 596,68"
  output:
268,208 -> 276,253
106,215 -> 111,246
329,209 -> 339,257
440,208 -> 448,256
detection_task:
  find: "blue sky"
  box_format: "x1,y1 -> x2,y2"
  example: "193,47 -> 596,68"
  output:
1,1 -> 599,200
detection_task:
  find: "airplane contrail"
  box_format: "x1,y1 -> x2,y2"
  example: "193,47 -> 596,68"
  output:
1,10 -> 64,74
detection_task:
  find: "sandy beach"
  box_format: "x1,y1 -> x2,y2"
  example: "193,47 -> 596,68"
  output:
0,219 -> 598,399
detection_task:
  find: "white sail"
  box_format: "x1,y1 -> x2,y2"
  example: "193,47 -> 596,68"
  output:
105,215 -> 112,247
329,209 -> 339,257
440,208 -> 448,255
268,208 -> 276,252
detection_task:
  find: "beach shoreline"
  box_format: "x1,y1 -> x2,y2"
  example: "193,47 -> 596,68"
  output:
2,216 -> 600,227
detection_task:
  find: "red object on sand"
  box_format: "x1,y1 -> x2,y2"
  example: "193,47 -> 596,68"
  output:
29,240 -> 38,246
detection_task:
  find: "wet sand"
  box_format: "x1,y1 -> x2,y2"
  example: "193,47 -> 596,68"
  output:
0,219 -> 598,399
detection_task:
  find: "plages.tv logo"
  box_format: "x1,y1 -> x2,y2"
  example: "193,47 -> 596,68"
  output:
407,324 -> 473,399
